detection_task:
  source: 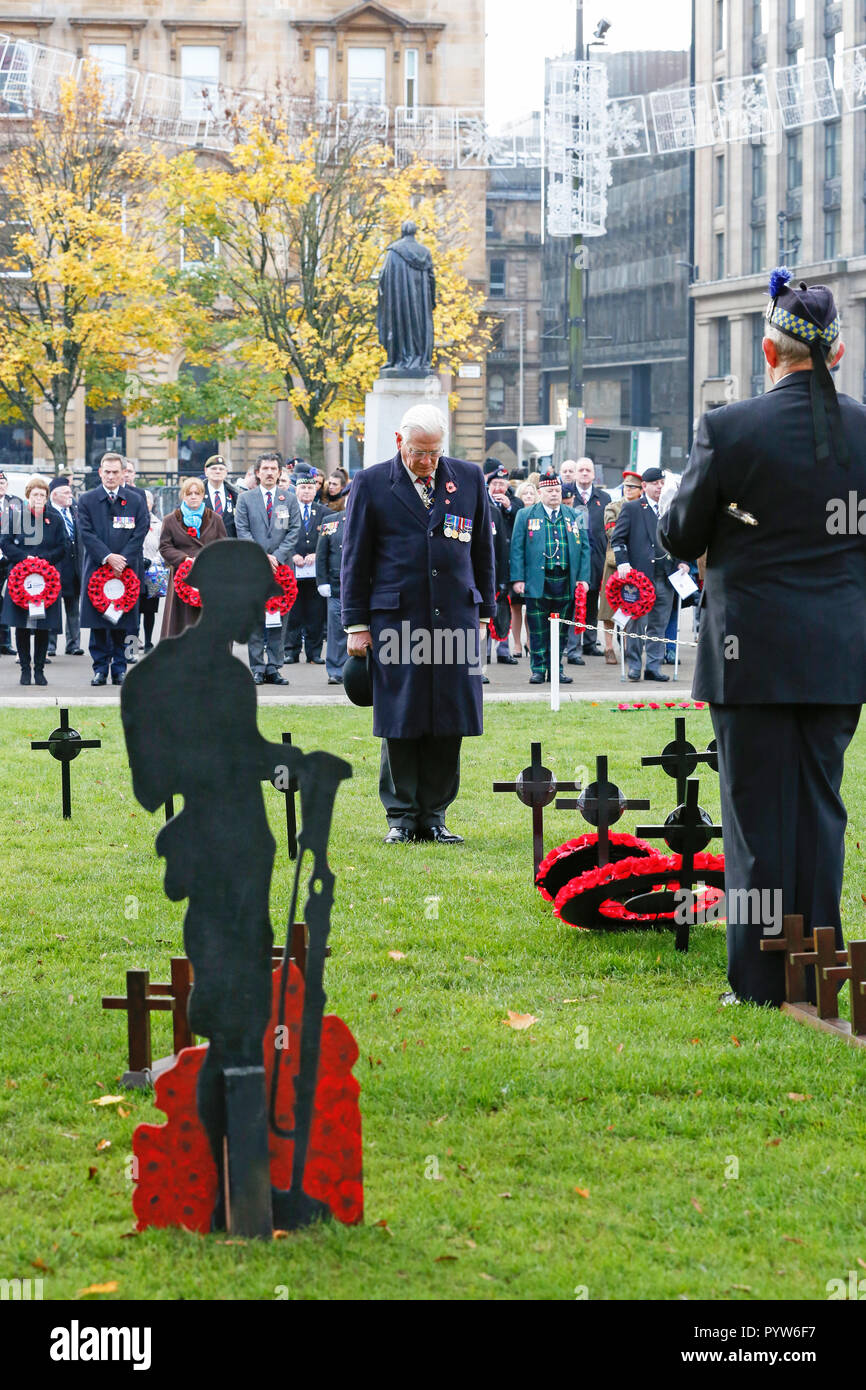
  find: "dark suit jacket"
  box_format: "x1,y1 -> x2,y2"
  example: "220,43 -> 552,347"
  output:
575,484 -> 611,588
660,371 -> 866,703
203,482 -> 239,537
0,506 -> 67,631
77,484 -> 149,633
315,512 -> 346,594
612,496 -> 680,580
50,503 -> 81,595
0,494 -> 23,584
293,500 -> 330,570
341,454 -> 495,739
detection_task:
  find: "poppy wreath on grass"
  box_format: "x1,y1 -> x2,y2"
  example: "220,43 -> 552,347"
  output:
173,557 -> 202,608
87,564 -> 140,618
265,565 -> 298,617
573,584 -> 587,635
605,568 -> 655,619
535,831 -> 656,903
7,556 -> 62,612
552,851 -> 726,932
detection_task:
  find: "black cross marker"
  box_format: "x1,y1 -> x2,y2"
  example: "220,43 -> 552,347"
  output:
494,741 -> 580,877
555,754 -> 650,867
31,707 -> 101,820
641,716 -> 718,804
270,731 -> 299,861
636,777 -> 723,951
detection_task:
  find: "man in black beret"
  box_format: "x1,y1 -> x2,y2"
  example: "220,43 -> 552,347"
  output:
484,459 -> 522,664
611,467 -> 689,682
660,270 -> 865,1008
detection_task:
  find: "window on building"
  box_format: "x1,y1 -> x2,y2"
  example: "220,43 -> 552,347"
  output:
0,420 -> 32,468
0,194 -> 30,277
751,222 -> 765,274
715,232 -> 725,280
181,45 -> 220,120
826,31 -> 843,90
785,215 -> 802,260
752,0 -> 767,35
0,40 -> 31,116
178,364 -> 219,469
788,0 -> 804,18
88,42 -> 128,116
717,319 -> 731,377
489,258 -> 506,297
824,208 -> 841,260
786,131 -> 802,190
179,208 -> 219,270
314,47 -> 329,104
825,121 -> 840,181
715,153 -> 725,208
715,0 -> 726,51
404,48 -> 418,109
487,373 -> 505,417
85,402 -> 126,471
751,143 -> 765,200
486,206 -> 495,235
347,47 -> 386,107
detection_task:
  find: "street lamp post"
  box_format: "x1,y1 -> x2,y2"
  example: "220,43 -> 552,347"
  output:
566,1 -> 586,460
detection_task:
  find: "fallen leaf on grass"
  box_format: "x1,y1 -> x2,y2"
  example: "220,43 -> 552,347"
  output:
32,1258 -> 53,1273
690,1198 -> 704,1215
435,1255 -> 458,1262
392,1007 -> 403,1017
95,1140 -> 111,1152
273,1231 -> 289,1240
730,1284 -> 752,1292
464,956 -> 483,965
78,1282 -> 118,1296
117,1106 -> 130,1119
374,1220 -> 393,1235
89,1095 -> 125,1107
388,950 -> 406,961
786,1092 -> 811,1102
730,1036 -> 741,1046
690,1038 -> 701,1046
503,1011 -> 537,1031
781,1235 -> 804,1245
61,1133 -> 79,1141
465,1238 -> 477,1249
498,1192 -> 512,1199
574,1187 -> 590,1199
120,937 -> 133,947
765,1138 -> 782,1147
857,1257 -> 866,1271
119,1231 -> 139,1239
5,1079 -> 18,1089
478,1272 -> 495,1281
369,993 -> 378,1002
616,1043 -> 624,1054
87,1166 -> 98,1180
55,934 -> 68,942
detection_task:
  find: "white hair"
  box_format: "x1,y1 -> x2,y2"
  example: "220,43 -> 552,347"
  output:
764,320 -> 837,367
399,403 -> 447,443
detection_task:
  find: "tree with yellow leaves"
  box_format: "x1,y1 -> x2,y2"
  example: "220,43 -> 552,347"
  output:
143,102 -> 489,470
0,68 -> 191,473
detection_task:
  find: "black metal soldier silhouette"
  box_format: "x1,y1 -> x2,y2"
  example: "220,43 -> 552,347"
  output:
120,539 -> 351,1237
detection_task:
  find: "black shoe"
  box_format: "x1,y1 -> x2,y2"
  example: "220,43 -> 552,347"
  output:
66,647 -> 85,656
496,652 -> 518,665
0,644 -> 14,655
584,645 -> 604,656
19,666 -> 31,686
33,668 -> 47,686
253,673 -> 265,685
567,655 -> 585,666
309,657 -> 325,665
43,658 -> 52,665
384,826 -> 413,845
111,671 -> 125,686
627,673 -> 641,682
142,643 -> 154,654
418,825 -> 464,845
91,672 -> 107,686
662,655 -> 675,665
126,656 -> 138,665
284,655 -> 299,664
558,672 -> 574,685
529,673 -> 546,684
268,673 -> 289,686
327,676 -> 342,685
482,674 -> 490,684
644,670 -> 670,682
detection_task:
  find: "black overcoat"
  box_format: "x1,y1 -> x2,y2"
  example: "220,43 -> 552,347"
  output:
0,508 -> 67,631
660,372 -> 866,704
77,484 -> 149,634
580,484 -> 612,589
612,496 -> 680,580
341,454 -> 496,739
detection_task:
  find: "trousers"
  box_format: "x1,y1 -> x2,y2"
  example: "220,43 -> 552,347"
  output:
379,736 -> 462,830
625,574 -> 675,676
284,578 -> 325,660
325,594 -> 348,679
89,626 -> 129,676
710,703 -> 861,1006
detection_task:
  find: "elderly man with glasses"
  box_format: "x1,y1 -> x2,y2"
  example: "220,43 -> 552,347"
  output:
341,403 -> 496,845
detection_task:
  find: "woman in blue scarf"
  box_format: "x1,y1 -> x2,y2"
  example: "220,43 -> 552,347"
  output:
159,476 -> 227,639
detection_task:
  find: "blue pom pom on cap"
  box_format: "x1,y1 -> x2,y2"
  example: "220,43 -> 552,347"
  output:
768,266 -> 793,299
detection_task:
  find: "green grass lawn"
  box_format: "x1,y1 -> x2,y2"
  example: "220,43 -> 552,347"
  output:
2,702 -> 866,1302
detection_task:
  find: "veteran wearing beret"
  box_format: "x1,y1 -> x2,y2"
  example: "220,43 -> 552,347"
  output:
509,469 -> 591,684
660,270 -> 866,1007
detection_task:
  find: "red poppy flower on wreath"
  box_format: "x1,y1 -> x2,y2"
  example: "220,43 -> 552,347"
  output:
87,564 -> 140,624
173,557 -> 202,608
604,569 -> 655,619
7,557 -> 62,613
265,565 -> 298,616
573,584 -> 587,635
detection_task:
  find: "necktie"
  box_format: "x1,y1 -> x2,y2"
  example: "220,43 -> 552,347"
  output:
419,475 -> 435,510
108,491 -> 116,503
581,491 -> 589,504
61,508 -> 74,539
214,491 -> 223,516
266,491 -> 273,521
303,504 -> 310,528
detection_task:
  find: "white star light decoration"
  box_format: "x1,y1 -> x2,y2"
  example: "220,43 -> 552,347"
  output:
842,45 -> 866,112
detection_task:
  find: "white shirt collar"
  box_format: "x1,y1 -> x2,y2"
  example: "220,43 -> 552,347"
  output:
541,501 -> 559,518
260,483 -> 277,499
403,459 -> 438,488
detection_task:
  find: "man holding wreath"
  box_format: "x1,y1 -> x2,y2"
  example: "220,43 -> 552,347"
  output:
78,452 -> 149,686
611,467 -> 689,683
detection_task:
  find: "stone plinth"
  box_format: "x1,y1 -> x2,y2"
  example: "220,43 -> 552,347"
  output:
363,375 -> 450,469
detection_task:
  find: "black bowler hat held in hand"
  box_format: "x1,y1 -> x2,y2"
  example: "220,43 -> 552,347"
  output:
343,648 -> 373,707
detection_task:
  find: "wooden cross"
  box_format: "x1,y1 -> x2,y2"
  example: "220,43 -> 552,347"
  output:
821,939 -> 866,1037
31,707 -> 101,819
641,716 -> 718,804
102,965 -> 189,1083
555,754 -> 650,868
271,731 -> 299,861
760,914 -> 813,1003
493,741 -> 580,877
789,925 -> 849,1020
636,778 -> 723,951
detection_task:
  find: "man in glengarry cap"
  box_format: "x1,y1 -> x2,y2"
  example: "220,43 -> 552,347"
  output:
660,269 -> 866,1007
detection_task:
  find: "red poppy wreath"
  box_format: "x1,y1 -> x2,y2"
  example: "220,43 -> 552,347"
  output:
605,569 -> 655,619
553,851 -> 726,931
87,564 -> 140,623
173,557 -> 202,608
535,831 -> 655,903
7,556 -> 62,613
573,583 -> 587,635
265,564 -> 298,617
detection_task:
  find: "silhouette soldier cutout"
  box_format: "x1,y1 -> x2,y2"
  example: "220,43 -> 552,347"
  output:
120,539 -> 352,1236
